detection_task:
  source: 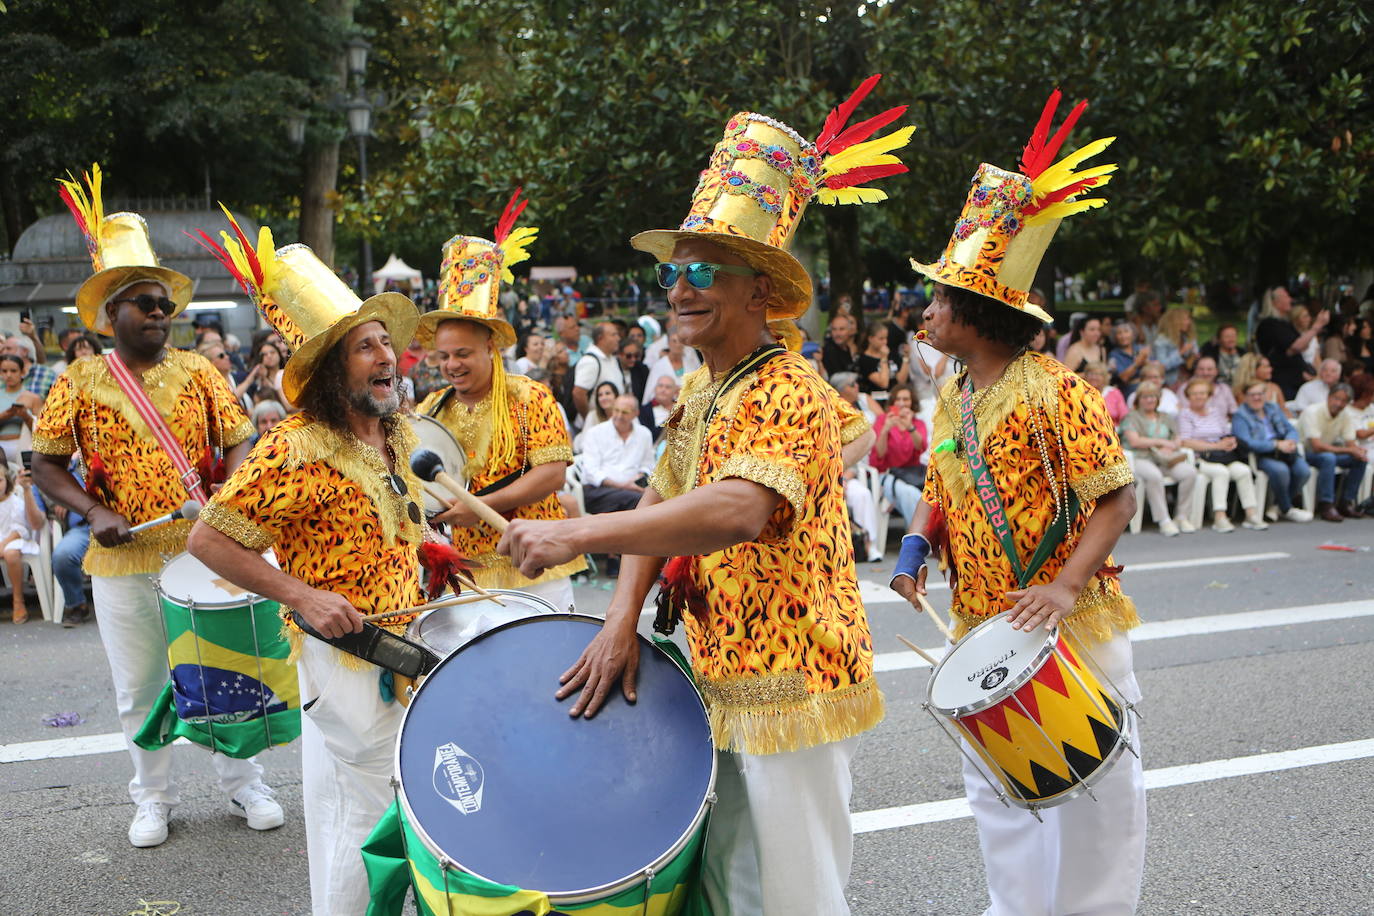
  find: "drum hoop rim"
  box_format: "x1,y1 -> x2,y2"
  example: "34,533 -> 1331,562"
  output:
155,551 -> 279,610
410,589 -> 560,635
393,612 -> 718,902
925,611 -> 1060,717
1000,707 -> 1136,812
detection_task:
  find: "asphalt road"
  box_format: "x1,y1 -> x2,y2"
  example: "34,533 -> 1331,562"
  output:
2,518 -> 1372,916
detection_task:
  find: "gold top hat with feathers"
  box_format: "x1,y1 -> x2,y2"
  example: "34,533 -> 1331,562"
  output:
418,189 -> 537,350
911,89 -> 1117,324
57,164 -> 193,334
631,74 -> 915,321
193,210 -> 417,403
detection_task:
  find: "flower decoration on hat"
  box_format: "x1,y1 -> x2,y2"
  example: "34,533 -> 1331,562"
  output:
911,89 -> 1117,323
631,74 -> 915,320
55,163 -> 193,334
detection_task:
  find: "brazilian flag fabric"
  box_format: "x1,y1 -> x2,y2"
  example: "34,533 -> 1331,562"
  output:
134,597 -> 300,759
364,800 -> 712,916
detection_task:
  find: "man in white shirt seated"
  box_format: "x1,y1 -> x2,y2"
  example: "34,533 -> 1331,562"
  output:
638,374 -> 679,441
1299,382 -> 1368,520
580,394 -> 656,514
1293,359 -> 1343,414
571,321 -> 626,419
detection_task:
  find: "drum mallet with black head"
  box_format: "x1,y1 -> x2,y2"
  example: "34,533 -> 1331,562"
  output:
410,449 -> 509,532
128,499 -> 202,535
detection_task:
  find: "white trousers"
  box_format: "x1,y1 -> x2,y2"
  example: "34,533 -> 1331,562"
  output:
519,575 -> 577,614
1196,460 -> 1257,513
297,637 -> 404,916
962,632 -> 1147,916
91,574 -> 263,806
844,478 -> 881,555
703,736 -> 861,916
1131,459 -> 1197,524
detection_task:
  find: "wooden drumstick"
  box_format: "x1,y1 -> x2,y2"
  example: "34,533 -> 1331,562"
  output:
915,592 -> 955,642
896,634 -> 941,667
422,483 -> 455,509
452,572 -> 506,606
360,591 -> 494,623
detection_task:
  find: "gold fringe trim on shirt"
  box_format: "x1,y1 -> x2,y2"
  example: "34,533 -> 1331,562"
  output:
840,412 -> 870,446
951,589 -> 1140,643
1073,460 -> 1135,503
83,520 -> 192,577
464,550 -> 587,591
716,453 -> 806,518
32,432 -> 76,456
199,502 -> 274,553
224,416 -> 255,449
698,673 -> 884,755
274,417 -> 423,547
528,444 -> 573,467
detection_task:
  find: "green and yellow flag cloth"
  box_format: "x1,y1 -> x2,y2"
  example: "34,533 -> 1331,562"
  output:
134,596 -> 300,759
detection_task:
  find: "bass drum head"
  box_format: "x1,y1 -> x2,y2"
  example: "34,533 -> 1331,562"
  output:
928,612 -> 1056,715
156,551 -> 278,609
407,590 -> 560,658
397,614 -> 715,901
408,413 -> 467,515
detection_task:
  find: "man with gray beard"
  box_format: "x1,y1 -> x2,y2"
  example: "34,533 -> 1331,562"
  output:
187,231 -> 424,916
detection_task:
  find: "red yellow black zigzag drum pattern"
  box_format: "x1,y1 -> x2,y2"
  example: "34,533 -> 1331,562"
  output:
955,636 -> 1126,805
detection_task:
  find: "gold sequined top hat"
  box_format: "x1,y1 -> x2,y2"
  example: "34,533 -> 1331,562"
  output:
631,74 -> 915,321
911,89 -> 1117,324
192,209 -> 417,403
56,164 -> 193,335
417,188 -> 538,350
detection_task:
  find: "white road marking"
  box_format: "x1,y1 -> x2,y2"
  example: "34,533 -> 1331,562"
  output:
0,733 -> 187,764
859,551 -> 1291,604
852,737 -> 1374,834
874,598 -> 1374,673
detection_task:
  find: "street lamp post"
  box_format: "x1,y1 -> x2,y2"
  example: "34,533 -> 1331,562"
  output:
346,38 -> 373,294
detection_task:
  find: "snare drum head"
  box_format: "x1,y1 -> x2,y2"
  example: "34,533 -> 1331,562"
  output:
157,551 -> 278,608
928,613 -> 1054,713
408,413 -> 468,514
397,615 -> 714,899
409,590 -> 558,657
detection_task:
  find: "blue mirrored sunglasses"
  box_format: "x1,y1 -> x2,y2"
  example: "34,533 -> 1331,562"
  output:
654,261 -> 757,290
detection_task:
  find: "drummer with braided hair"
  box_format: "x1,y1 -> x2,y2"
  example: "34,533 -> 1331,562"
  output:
416,191 -> 585,609
30,166 -> 282,850
184,221 -> 425,916
889,91 -> 1146,915
499,79 -> 912,915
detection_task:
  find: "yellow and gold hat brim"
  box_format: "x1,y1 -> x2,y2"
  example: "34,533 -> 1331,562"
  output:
281,292 -> 419,403
415,310 -> 517,350
630,229 -> 813,321
910,257 -> 1053,325
75,266 -> 193,335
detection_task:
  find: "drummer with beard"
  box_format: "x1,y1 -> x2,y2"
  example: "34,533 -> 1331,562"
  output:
31,168 -> 281,849
890,92 -> 1147,915
498,87 -> 915,915
186,232 -> 425,916
415,195 -> 585,608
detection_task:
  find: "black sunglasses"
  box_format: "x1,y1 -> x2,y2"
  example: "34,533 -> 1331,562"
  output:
112,294 -> 173,315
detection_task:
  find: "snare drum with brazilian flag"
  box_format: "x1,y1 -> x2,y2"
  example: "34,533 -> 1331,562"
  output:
134,552 -> 300,758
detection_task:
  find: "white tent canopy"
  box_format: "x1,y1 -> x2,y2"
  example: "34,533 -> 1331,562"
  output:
529,266 -> 577,283
372,253 -> 423,293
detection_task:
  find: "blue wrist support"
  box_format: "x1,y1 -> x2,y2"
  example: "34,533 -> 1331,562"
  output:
891,533 -> 931,584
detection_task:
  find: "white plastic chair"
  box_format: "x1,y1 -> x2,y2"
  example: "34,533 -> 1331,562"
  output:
1127,449 -> 1202,533
563,461 -> 588,517
1,519 -> 57,622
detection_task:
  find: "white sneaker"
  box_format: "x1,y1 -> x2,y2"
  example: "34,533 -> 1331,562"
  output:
128,802 -> 170,848
1284,507 -> 1313,523
1175,517 -> 1197,533
1264,506 -> 1279,523
1159,519 -> 1180,537
230,782 -> 284,831
1242,515 -> 1270,530
866,553 -> 884,563
1212,517 -> 1235,533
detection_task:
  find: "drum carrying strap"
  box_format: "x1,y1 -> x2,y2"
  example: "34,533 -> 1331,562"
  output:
957,377 -> 1078,588
289,613 -> 441,679
427,385 -> 527,497
105,352 -> 209,504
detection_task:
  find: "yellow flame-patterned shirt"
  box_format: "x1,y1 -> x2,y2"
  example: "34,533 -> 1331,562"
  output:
32,351 -> 253,576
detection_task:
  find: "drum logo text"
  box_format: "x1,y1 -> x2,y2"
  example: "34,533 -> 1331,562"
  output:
968,650 -> 1014,684
433,742 -> 484,815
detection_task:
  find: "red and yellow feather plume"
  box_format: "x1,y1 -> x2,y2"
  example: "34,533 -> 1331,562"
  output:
56,163 -> 105,271
1019,90 -> 1117,227
187,205 -> 277,304
494,187 -> 538,283
814,74 -> 916,206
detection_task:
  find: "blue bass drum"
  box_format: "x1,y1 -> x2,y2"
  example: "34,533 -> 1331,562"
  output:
395,613 -> 716,910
